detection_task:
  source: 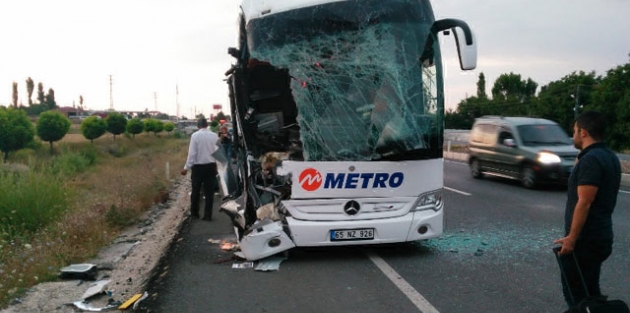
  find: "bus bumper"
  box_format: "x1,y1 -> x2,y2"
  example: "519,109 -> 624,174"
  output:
285,209 -> 443,247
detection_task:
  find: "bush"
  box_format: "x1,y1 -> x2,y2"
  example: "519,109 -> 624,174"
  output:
105,205 -> 136,227
45,152 -> 93,177
0,171 -> 71,239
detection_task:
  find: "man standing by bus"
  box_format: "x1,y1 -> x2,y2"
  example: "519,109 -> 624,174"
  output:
181,117 -> 220,221
553,111 -> 621,309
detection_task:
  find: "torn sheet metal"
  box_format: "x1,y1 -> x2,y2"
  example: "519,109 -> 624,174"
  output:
239,220 -> 295,261
254,255 -> 288,272
219,198 -> 246,233
72,300 -> 119,312
82,279 -> 111,300
132,291 -> 149,310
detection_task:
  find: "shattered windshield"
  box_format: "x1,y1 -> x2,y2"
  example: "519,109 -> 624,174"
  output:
517,124 -> 573,146
247,0 -> 443,161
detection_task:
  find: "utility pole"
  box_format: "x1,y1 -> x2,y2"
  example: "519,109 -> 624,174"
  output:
109,75 -> 114,111
176,83 -> 180,119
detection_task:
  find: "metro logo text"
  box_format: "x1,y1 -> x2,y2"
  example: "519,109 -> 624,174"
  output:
299,168 -> 404,191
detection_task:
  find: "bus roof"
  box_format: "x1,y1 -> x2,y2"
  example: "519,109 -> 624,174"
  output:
241,0 -> 346,22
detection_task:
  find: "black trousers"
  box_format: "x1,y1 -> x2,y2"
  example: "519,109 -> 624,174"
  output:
560,238 -> 613,307
190,163 -> 218,219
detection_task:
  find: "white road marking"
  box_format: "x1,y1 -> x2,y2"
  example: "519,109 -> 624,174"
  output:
620,190 -> 630,195
444,186 -> 472,196
365,250 -> 440,313
444,160 -> 467,166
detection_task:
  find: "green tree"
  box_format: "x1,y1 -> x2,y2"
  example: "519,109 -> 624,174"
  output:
214,111 -> 227,122
533,71 -> 599,133
36,111 -> 71,154
491,73 -> 538,116
445,108 -> 472,129
126,118 -> 144,138
476,72 -> 488,99
37,82 -> 45,105
12,82 -> 18,108
154,113 -> 170,120
143,118 -> 164,136
589,57 -> 630,151
209,120 -> 220,132
45,88 -> 57,110
0,108 -> 35,162
81,116 -> 107,144
164,122 -> 175,134
106,112 -> 128,141
26,77 -> 35,106
154,120 -> 165,135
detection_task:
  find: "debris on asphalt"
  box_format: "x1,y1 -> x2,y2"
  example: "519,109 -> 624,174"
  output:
60,263 -> 98,280
232,262 -> 254,269
117,292 -> 144,310
82,279 -> 111,300
72,299 -> 121,312
132,291 -> 149,310
254,255 -> 287,272
220,242 -> 239,251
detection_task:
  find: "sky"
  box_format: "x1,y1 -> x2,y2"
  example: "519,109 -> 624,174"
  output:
1,0 -> 629,117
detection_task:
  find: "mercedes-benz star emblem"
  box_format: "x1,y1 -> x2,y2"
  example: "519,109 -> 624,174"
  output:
343,200 -> 361,215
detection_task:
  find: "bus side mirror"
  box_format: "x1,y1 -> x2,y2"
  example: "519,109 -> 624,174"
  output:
431,19 -> 477,70
452,27 -> 477,70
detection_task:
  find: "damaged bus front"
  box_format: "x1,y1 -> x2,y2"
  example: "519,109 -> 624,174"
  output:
219,0 -> 477,261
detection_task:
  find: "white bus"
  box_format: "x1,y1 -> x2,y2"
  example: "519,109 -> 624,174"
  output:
219,0 -> 477,260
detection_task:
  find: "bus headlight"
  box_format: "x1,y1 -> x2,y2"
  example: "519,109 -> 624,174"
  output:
412,190 -> 443,212
537,151 -> 561,164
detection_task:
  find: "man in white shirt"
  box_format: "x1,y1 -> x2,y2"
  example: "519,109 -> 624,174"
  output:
181,118 -> 220,220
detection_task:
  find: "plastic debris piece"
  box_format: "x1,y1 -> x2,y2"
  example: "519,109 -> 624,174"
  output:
232,262 -> 254,269
207,239 -> 222,244
60,263 -> 98,280
82,279 -> 111,300
233,251 -> 246,259
220,242 -> 238,251
132,291 -> 149,310
72,300 -> 119,312
254,255 -> 287,272
118,293 -> 143,310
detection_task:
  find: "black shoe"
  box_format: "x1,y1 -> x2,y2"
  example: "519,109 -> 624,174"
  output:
191,213 -> 200,219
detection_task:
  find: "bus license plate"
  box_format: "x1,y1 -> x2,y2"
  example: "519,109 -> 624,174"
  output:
331,228 -> 374,241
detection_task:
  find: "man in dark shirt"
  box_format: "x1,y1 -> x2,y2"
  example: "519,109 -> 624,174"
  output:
554,111 -> 621,309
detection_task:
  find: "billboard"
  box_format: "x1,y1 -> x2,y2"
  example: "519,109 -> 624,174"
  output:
213,104 -> 222,110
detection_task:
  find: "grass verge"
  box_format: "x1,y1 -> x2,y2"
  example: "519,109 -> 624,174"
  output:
0,131 -> 188,308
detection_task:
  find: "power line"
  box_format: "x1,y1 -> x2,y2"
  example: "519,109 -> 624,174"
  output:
109,75 -> 113,111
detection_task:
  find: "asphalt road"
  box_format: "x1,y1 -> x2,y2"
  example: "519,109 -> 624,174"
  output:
142,161 -> 630,313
